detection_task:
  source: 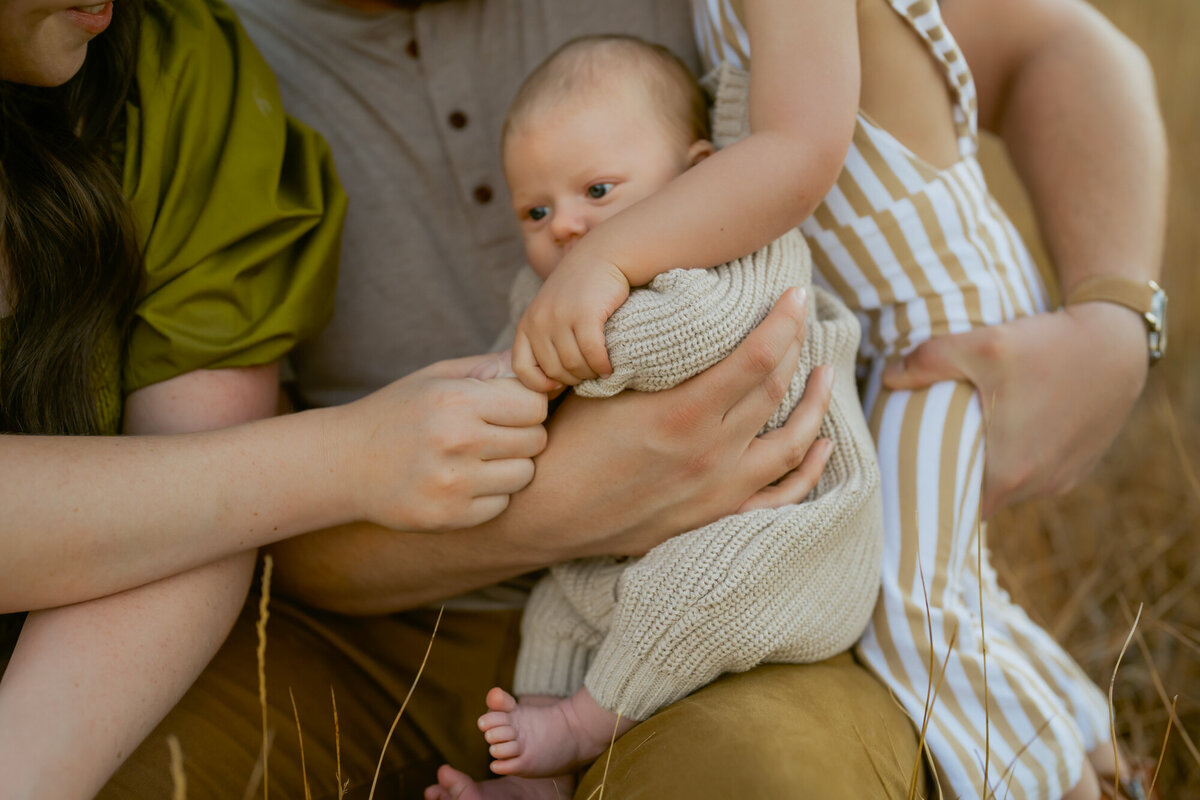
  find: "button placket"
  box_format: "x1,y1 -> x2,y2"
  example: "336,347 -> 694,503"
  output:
416,4 -> 513,246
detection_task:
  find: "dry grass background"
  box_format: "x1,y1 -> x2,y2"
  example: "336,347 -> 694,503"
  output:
979,0 -> 1200,793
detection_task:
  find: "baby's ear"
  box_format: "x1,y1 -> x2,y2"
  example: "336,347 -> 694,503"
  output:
687,139 -> 716,167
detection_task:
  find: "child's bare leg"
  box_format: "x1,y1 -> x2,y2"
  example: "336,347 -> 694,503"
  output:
1059,758 -> 1100,800
481,687 -> 635,777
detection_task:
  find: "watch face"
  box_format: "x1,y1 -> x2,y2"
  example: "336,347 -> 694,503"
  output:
1148,282 -> 1167,362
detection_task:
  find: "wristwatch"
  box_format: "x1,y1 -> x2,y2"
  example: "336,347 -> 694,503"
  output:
1064,276 -> 1168,365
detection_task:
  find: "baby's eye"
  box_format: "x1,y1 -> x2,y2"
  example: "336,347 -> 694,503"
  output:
587,183 -> 614,199
527,206 -> 549,222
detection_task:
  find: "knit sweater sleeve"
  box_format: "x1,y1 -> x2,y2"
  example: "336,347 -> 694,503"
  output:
574,232 -> 806,400
513,239 -> 884,718
582,287 -> 883,719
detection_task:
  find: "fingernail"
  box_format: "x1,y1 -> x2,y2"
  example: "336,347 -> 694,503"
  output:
821,365 -> 834,390
820,439 -> 834,459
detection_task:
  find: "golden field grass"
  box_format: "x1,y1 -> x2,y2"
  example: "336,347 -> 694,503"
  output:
980,0 -> 1200,793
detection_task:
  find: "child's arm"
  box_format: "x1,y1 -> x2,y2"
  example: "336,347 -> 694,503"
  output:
513,0 -> 860,391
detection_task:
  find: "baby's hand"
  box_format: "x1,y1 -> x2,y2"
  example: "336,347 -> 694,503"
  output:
513,258 -> 629,391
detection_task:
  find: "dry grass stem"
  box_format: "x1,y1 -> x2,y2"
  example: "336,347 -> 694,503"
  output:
975,490 -> 991,799
289,687 -> 312,800
853,724 -> 894,795
1148,695 -> 1177,799
1157,622 -> 1200,659
1123,600 -> 1200,768
167,734 -> 186,800
1157,387 -> 1200,501
990,715 -> 1056,800
1107,603 -> 1143,794
256,554 -> 274,800
241,729 -> 275,800
368,605 -> 444,800
593,709 -> 623,800
909,543 -> 956,800
331,685 -> 345,800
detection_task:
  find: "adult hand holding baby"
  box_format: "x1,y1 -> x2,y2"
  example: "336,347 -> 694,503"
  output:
522,287 -> 833,560
332,354 -> 548,532
883,301 -> 1148,517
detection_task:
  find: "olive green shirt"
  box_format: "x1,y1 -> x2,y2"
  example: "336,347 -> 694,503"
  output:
0,0 -> 345,436
0,0 -> 344,652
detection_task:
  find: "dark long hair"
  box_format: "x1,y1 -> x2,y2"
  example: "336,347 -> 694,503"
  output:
0,1 -> 146,435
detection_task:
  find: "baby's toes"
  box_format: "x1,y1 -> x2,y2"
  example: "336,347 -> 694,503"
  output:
478,710 -> 512,732
483,725 -> 516,745
488,739 -> 523,760
485,686 -> 518,712
434,764 -> 475,796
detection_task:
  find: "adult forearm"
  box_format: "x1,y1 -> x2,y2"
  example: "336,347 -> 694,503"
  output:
0,552 -> 256,799
0,409 -> 349,610
959,0 -> 1168,289
268,521 -> 544,615
273,293 -> 837,615
270,432 -> 626,614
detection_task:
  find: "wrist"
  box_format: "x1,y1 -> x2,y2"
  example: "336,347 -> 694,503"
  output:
1063,276 -> 1167,365
297,404 -> 360,527
1061,302 -> 1149,384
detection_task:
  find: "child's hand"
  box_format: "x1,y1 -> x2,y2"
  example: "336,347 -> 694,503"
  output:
513,257 -> 630,391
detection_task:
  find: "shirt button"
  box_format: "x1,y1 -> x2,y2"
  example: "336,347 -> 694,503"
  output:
448,110 -> 468,129
473,184 -> 494,204
405,39 -> 419,59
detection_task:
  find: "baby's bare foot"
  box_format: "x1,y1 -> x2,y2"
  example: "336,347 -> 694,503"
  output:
477,687 -> 633,777
423,764 -> 570,800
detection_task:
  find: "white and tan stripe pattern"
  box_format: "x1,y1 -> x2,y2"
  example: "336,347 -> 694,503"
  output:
692,0 -> 1111,797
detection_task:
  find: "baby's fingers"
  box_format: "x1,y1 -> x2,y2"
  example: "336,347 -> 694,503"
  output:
512,331 -> 562,393
548,330 -> 600,384
576,321 -> 612,379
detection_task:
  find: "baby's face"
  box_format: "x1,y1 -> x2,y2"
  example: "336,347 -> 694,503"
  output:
503,87 -> 704,279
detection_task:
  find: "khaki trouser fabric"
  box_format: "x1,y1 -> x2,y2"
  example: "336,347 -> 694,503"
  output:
97,595 -> 925,799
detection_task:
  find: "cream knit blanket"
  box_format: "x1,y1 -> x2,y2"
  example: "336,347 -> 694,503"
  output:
504,230 -> 884,720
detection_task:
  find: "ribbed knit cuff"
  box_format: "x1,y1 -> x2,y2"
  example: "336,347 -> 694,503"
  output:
584,638 -> 694,722
512,631 -> 592,700
704,62 -> 753,150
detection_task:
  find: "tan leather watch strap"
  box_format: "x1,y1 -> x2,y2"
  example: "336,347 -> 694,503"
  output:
1063,276 -> 1167,365
1063,276 -> 1156,312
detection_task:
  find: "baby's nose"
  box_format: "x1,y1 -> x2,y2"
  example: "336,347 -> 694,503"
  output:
551,208 -> 589,242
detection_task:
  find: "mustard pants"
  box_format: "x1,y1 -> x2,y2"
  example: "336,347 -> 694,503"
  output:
96,596 -> 925,799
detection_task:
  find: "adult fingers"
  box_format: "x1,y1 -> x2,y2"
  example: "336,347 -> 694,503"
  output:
687,288 -> 808,415
458,494 -> 512,529
478,423 -> 548,460
473,378 -> 549,426
473,457 -> 537,497
421,352 -> 511,380
467,350 -> 515,380
738,437 -> 832,512
880,328 -> 990,391
742,365 -> 833,487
